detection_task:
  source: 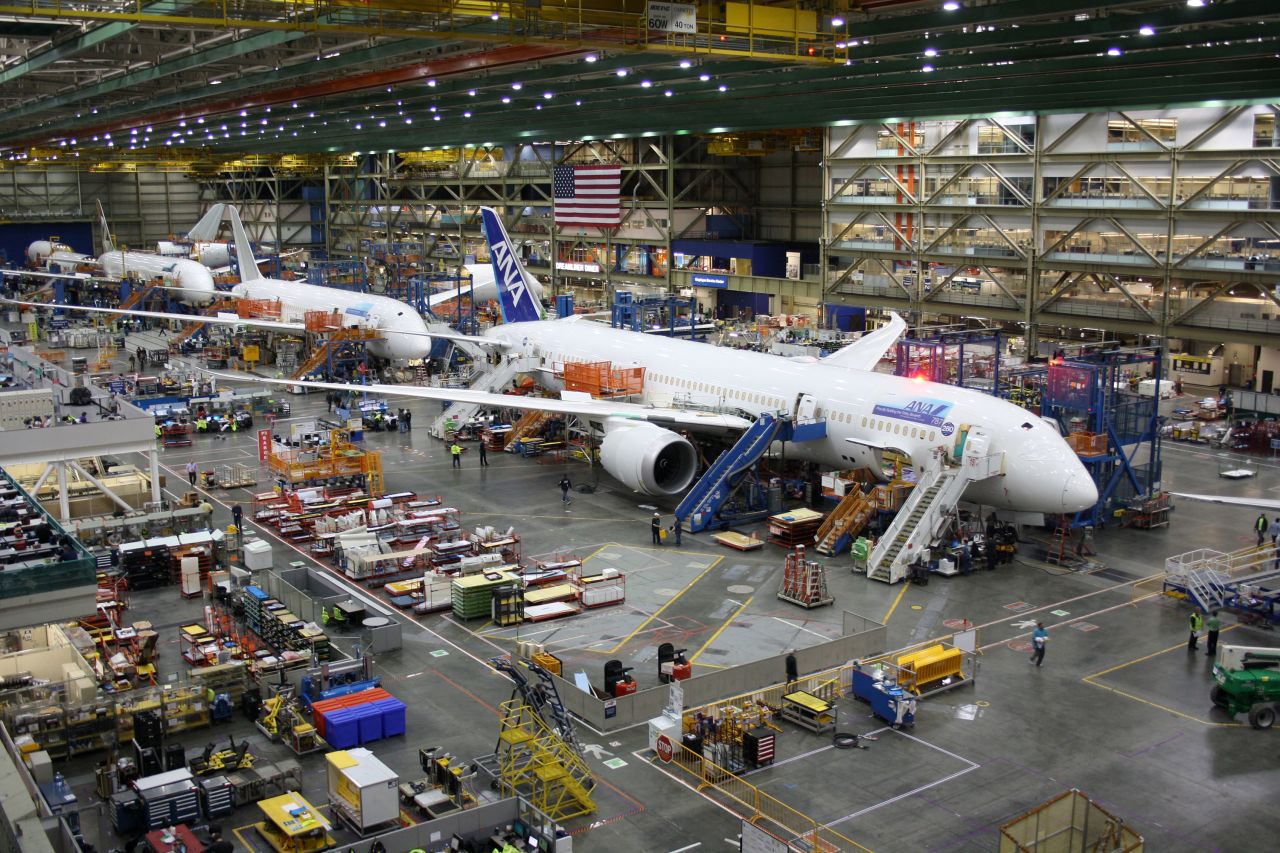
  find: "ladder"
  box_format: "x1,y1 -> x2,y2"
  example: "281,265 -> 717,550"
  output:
119,284 -> 156,310
677,412 -> 796,533
490,657 -> 590,767
777,545 -> 833,608
814,488 -> 875,555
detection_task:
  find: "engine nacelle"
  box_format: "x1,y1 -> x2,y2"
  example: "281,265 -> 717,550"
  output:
599,421 -> 698,496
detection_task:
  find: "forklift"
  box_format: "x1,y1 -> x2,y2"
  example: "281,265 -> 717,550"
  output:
1211,644 -> 1280,729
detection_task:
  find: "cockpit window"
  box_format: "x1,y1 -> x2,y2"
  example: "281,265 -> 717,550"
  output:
1021,422 -> 1034,431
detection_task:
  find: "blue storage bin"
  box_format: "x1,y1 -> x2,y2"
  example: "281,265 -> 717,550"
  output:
356,704 -> 383,744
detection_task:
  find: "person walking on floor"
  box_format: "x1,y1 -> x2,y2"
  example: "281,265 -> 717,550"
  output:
559,476 -> 572,504
651,512 -> 663,545
403,409 -> 412,431
450,442 -> 462,468
478,440 -> 488,467
1188,609 -> 1204,652
231,503 -> 243,531
1030,622 -> 1048,667
785,650 -> 798,689
1205,610 -> 1222,657
1257,512 -> 1270,547
186,460 -> 198,487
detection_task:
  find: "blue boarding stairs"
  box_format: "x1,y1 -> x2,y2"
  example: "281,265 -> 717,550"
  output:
676,411 -> 825,533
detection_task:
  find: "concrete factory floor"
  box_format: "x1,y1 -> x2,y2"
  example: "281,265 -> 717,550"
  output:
60,337 -> 1280,852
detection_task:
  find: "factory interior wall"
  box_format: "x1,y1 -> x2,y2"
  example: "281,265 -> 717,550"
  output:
0,222 -> 93,266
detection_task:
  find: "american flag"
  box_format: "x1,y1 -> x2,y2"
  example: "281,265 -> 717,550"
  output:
553,164 -> 622,228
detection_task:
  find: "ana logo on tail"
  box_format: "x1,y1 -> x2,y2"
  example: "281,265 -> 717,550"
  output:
481,207 -> 540,323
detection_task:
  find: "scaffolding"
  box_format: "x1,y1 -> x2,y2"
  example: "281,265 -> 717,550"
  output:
492,701 -> 595,822
1040,347 -> 1164,529
562,360 -> 644,398
266,431 -> 384,496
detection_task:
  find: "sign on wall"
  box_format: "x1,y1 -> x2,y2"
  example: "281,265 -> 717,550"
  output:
646,2 -> 697,34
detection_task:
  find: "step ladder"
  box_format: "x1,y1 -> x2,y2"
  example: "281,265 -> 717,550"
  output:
119,284 -> 156,310
777,545 -> 833,608
814,488 -> 875,555
677,412 -> 799,533
1183,568 -> 1227,611
491,657 -> 590,771
506,410 -> 550,447
428,357 -> 523,439
491,701 -> 596,821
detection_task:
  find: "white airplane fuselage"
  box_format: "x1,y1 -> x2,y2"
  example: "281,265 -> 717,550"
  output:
486,319 -> 1097,514
231,277 -> 432,361
99,251 -> 216,304
157,241 -> 231,269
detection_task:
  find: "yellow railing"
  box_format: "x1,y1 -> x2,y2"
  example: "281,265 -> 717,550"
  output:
0,1 -> 846,64
665,744 -> 873,852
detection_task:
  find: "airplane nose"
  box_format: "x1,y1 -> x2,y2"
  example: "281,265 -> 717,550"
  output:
1062,472 -> 1098,513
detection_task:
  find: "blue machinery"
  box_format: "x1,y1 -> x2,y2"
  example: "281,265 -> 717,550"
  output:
676,411 -> 826,533
299,655 -> 380,710
611,291 -> 704,338
898,331 -> 1163,529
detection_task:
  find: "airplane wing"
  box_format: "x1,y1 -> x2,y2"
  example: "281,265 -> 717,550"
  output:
0,267 -> 114,284
1,299 -> 304,333
213,372 -> 752,433
821,312 -> 907,371
1170,493 -> 1280,511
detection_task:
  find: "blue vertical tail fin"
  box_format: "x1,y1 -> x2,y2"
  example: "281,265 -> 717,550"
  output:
480,206 -> 544,323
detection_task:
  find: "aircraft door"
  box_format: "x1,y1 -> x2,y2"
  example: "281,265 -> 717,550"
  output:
795,393 -> 818,423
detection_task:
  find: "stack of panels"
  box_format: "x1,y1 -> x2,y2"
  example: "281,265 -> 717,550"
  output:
451,571 -> 518,620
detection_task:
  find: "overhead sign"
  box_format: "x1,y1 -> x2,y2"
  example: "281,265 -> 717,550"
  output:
872,396 -> 955,428
555,261 -> 602,273
646,2 -> 697,34
655,733 -> 674,763
691,273 -> 728,288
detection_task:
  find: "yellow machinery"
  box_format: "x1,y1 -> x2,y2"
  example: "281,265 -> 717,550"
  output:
190,735 -> 255,775
267,430 -> 384,496
896,645 -> 964,695
493,701 -> 595,821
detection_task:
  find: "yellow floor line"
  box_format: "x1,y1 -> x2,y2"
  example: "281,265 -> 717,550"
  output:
1080,625 -> 1243,727
882,585 -> 908,623
689,595 -> 754,664
594,554 -> 724,655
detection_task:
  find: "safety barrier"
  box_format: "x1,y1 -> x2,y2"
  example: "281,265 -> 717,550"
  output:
1131,573 -> 1166,605
664,743 -> 873,852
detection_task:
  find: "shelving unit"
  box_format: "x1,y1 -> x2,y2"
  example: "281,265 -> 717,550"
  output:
451,571 -> 519,620
767,509 -> 825,548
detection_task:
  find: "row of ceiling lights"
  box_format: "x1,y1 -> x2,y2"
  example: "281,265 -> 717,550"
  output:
43,0 -> 1232,151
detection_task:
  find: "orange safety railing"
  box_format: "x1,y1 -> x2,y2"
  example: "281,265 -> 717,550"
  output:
563,360 -> 645,397
304,310 -> 344,332
236,298 -> 282,319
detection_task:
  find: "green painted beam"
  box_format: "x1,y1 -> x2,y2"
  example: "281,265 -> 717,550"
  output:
11,40 -> 432,143
849,0 -> 1170,39
0,1 -> 192,86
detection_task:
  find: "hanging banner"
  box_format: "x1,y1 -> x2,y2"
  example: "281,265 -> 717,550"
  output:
257,428 -> 272,462
646,2 -> 697,34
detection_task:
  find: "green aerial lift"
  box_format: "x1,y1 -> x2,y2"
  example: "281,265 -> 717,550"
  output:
1210,645 -> 1280,729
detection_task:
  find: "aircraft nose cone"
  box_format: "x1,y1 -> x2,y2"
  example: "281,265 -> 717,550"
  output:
1062,472 -> 1098,513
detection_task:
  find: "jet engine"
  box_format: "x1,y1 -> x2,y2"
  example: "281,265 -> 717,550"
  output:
599,421 -> 698,496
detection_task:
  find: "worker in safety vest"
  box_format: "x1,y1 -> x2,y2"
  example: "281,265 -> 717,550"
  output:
450,443 -> 463,468
1188,610 -> 1204,652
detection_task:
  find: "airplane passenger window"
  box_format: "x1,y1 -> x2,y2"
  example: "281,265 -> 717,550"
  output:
929,431 -> 936,441
1021,422 -> 1034,431
861,417 -> 867,427
911,427 -> 918,438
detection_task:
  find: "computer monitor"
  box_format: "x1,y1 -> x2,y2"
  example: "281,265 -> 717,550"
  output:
513,819 -> 527,837
526,839 -> 540,851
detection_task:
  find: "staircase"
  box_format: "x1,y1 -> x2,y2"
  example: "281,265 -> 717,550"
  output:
119,284 -> 155,310
814,489 -> 875,555
868,427 -> 1003,584
677,412 -> 804,533
1183,568 -> 1228,611
292,328 -> 379,380
428,357 -> 523,438
506,410 -> 550,447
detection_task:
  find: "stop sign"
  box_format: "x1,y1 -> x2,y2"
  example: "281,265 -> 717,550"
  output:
655,733 -> 674,763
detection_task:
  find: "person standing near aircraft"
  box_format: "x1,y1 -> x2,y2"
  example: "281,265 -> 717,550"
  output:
450,442 -> 463,468
1257,512 -> 1269,546
651,512 -> 663,546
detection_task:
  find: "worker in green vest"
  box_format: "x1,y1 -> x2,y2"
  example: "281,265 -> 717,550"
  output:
450,442 -> 463,468
1187,610 -> 1203,652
